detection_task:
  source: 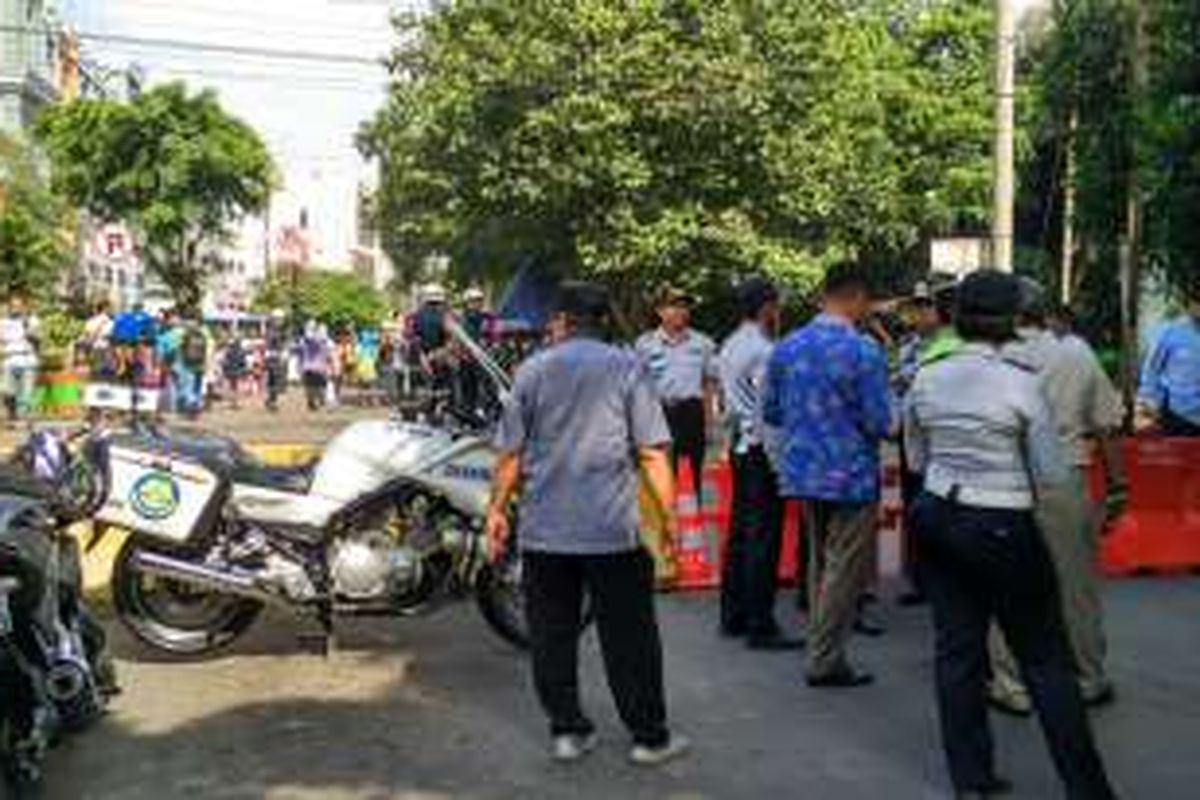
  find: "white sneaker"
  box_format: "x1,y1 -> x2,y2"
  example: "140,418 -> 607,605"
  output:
552,732 -> 598,763
629,734 -> 691,767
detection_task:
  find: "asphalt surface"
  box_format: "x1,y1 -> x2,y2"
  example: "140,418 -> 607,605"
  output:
38,578 -> 1200,800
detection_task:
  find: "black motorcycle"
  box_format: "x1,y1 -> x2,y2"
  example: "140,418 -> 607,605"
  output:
0,432 -> 116,797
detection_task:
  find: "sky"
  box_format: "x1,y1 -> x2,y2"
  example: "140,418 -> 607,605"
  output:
58,0 -> 422,269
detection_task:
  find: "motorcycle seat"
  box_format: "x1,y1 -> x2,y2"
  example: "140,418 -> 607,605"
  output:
232,462 -> 315,494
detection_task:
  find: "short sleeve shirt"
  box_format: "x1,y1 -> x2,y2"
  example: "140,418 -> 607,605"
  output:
718,322 -> 773,453
635,327 -> 718,403
495,336 -> 671,554
1005,330 -> 1124,466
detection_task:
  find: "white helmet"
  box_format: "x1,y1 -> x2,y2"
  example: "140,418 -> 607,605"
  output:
463,287 -> 485,303
422,283 -> 447,304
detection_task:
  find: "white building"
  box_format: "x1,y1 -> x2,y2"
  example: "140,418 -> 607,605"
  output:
0,0 -> 58,136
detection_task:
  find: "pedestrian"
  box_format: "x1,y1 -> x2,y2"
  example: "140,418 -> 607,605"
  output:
762,263 -> 891,688
635,288 -> 718,497
905,270 -> 1118,800
221,335 -> 249,410
300,321 -> 331,412
893,280 -> 958,606
1137,278 -> 1200,437
174,319 -> 210,418
0,294 -> 40,425
263,309 -> 288,412
82,300 -> 114,379
717,276 -> 801,651
486,281 -> 689,767
985,278 -> 1129,716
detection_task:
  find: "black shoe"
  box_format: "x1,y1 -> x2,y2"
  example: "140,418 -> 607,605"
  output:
746,634 -> 805,652
719,624 -> 747,638
806,667 -> 875,688
1085,685 -> 1117,709
957,777 -> 1014,798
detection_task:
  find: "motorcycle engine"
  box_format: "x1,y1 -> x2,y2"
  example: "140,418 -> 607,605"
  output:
329,531 -> 420,600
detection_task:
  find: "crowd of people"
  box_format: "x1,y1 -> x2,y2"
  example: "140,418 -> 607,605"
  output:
486,269 -> 1200,798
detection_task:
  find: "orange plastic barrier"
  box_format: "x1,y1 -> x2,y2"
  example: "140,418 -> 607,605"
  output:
1097,437 -> 1200,576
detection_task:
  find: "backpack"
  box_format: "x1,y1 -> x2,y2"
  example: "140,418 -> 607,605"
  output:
181,327 -> 207,367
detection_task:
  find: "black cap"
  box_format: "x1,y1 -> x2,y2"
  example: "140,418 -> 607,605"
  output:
955,270 -> 1021,343
554,281 -> 611,326
957,270 -> 1021,319
737,276 -> 780,319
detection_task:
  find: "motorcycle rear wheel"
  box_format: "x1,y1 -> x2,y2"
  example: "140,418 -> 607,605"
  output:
474,549 -> 595,650
112,540 -> 263,657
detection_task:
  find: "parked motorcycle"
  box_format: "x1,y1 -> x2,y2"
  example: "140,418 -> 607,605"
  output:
81,321 -> 532,657
1,433 -> 115,797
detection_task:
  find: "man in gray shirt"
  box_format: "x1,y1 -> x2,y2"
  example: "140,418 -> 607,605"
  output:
988,279 -> 1129,714
487,282 -> 689,767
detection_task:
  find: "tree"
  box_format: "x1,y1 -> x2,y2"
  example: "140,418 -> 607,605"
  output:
255,269 -> 390,330
361,0 -> 996,308
37,83 -> 276,314
0,133 -> 72,300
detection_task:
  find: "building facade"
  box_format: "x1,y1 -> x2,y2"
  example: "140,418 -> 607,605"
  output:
0,0 -> 59,136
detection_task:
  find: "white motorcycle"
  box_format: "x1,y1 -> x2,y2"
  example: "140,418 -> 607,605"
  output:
83,323 -> 531,656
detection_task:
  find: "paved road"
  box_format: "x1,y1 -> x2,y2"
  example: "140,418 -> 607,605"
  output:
42,579 -> 1200,800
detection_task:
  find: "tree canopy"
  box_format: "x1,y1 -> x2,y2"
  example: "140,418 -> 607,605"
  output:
37,83 -> 276,314
0,133 -> 72,301
361,0 -> 996,307
255,269 -> 390,330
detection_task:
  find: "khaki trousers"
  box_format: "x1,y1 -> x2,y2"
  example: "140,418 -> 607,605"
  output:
804,500 -> 877,676
989,468 -> 1110,699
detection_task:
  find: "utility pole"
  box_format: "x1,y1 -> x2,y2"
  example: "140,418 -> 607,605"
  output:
992,0 -> 1017,272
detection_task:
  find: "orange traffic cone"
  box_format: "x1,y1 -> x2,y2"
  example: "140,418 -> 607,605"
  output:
674,461 -> 719,590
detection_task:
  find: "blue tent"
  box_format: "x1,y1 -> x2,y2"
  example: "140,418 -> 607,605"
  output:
497,261 -> 563,330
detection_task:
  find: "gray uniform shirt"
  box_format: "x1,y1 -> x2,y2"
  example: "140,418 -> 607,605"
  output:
495,336 -> 671,554
1004,329 -> 1124,467
905,343 -> 1069,510
718,321 -> 772,454
635,327 -> 718,403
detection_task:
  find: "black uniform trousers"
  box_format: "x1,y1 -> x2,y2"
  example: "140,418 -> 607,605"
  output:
720,445 -> 784,638
664,398 -> 706,498
910,492 -> 1116,799
523,548 -> 669,748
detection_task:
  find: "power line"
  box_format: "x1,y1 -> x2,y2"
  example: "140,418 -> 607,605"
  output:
0,24 -> 385,66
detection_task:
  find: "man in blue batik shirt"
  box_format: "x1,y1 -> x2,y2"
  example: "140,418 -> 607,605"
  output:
763,263 -> 892,688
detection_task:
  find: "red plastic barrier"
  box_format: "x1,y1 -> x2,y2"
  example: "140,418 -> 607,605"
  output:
1097,437 -> 1200,576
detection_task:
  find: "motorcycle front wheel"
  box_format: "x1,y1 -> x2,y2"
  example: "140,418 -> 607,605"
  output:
112,540 -> 263,657
473,549 -> 595,650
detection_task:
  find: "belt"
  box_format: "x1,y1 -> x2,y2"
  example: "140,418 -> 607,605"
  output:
924,474 -> 1032,510
662,397 -> 703,409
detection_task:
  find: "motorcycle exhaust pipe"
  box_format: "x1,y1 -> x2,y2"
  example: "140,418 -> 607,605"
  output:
129,550 -> 277,604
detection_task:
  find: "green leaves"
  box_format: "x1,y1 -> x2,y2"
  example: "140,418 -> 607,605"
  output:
37,83 -> 276,313
363,0 -> 996,305
254,270 -> 389,330
0,133 -> 72,301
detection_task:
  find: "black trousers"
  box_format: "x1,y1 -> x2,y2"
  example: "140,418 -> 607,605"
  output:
909,493 -> 1116,799
720,445 -> 784,637
899,439 -> 926,593
664,398 -> 706,497
523,549 -> 669,748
